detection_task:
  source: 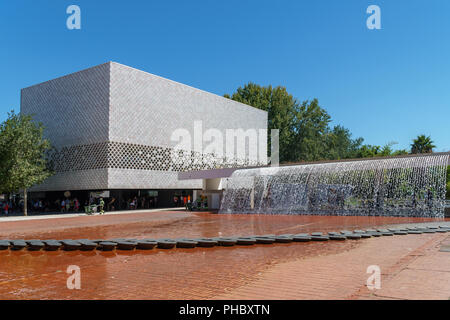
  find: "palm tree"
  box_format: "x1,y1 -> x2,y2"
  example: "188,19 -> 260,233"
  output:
410,135 -> 436,154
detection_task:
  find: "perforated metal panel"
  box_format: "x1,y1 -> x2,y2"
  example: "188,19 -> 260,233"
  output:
49,141 -> 262,173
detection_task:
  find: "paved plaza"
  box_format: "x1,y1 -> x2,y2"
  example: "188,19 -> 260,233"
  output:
0,210 -> 449,299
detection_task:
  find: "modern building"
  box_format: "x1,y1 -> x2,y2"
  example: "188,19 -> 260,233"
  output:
20,62 -> 268,209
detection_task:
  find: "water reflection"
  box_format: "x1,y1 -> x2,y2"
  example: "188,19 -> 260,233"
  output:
0,209 -> 447,299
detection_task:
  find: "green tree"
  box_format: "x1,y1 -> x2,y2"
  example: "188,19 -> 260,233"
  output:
225,83 -> 362,163
356,144 -> 381,158
225,82 -> 410,163
379,141 -> 410,156
289,98 -> 332,162
323,125 -> 364,160
411,134 -> 435,154
0,111 -> 52,216
225,83 -> 296,162
379,142 -> 396,156
356,142 -> 408,158
392,149 -> 409,156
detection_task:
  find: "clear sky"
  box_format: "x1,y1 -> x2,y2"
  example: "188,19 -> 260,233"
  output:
1,0 -> 449,151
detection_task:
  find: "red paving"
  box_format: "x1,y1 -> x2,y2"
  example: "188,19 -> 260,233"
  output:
0,210 -> 448,300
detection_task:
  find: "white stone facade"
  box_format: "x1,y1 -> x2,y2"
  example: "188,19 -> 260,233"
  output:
20,62 -> 268,191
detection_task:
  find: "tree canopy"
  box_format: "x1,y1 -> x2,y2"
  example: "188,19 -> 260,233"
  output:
225,83 -> 409,163
0,111 -> 52,215
225,83 -> 296,162
411,135 -> 436,154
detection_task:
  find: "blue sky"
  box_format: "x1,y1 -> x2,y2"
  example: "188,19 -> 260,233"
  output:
1,0 -> 449,151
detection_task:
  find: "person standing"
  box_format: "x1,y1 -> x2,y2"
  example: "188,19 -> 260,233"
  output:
99,198 -> 105,215
107,197 -> 115,211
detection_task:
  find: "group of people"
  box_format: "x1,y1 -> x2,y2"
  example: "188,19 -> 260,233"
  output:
173,196 -> 189,207
1,193 -> 195,216
55,198 -> 81,212
122,196 -> 158,210
185,196 -> 208,211
0,201 -> 11,215
1,199 -> 48,215
31,199 -> 51,212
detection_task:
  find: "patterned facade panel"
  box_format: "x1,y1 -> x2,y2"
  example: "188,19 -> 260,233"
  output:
109,62 -> 268,158
48,141 -> 263,173
108,141 -> 263,171
48,142 -> 109,172
20,63 -> 110,148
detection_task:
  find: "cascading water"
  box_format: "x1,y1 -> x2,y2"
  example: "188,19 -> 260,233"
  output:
219,154 -> 449,218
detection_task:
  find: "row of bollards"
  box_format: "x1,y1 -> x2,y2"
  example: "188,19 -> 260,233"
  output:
0,225 -> 449,252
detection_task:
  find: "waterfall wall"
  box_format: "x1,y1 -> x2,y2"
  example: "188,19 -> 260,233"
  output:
219,154 -> 449,218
